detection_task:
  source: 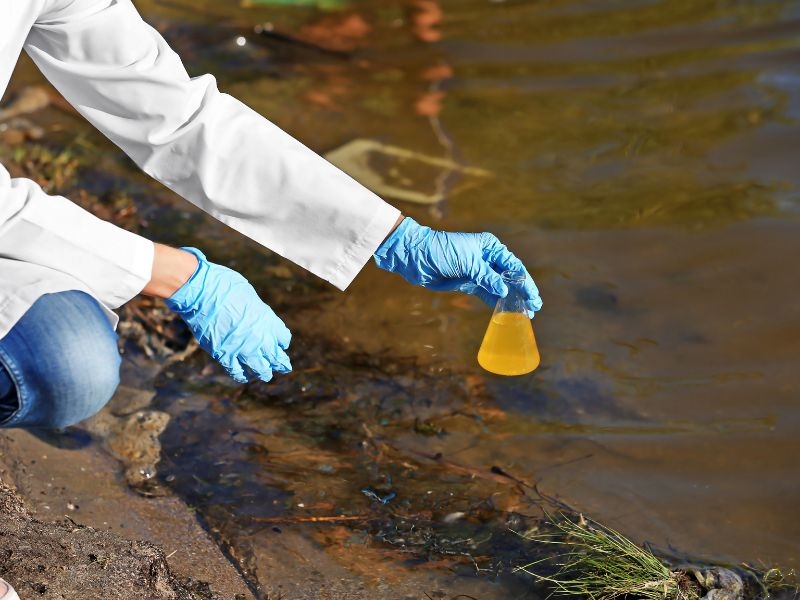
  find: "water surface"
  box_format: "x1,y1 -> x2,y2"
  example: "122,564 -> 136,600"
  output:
144,0 -> 800,576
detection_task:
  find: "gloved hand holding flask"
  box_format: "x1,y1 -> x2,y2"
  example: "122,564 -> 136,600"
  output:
373,217 -> 542,317
374,217 -> 542,375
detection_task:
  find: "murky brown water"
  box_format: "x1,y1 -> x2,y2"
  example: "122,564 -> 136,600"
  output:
8,0 -> 800,594
152,0 -> 799,569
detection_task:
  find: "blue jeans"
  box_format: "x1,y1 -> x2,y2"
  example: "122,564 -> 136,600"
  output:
0,291 -> 121,429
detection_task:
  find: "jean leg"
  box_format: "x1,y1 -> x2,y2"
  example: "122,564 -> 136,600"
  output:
0,365 -> 15,423
0,291 -> 121,429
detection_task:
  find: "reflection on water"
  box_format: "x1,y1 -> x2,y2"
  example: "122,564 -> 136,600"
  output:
93,0 -> 800,591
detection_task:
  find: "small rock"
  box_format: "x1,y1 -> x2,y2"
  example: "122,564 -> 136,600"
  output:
442,512 -> 465,524
85,407 -> 170,492
695,568 -> 744,600
703,590 -> 739,600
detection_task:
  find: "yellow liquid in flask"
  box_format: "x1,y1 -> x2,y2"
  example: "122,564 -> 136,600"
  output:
477,312 -> 540,376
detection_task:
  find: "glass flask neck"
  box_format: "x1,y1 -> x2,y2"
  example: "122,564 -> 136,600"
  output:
495,270 -> 527,314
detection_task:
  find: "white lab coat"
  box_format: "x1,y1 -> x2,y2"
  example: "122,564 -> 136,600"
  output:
0,0 -> 400,339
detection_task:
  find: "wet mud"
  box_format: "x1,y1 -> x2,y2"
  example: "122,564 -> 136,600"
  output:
0,478 -> 231,600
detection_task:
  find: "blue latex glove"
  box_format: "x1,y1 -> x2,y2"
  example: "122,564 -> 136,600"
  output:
373,217 -> 542,317
164,247 -> 292,383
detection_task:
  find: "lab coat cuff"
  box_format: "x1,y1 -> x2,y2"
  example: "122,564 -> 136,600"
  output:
113,236 -> 156,308
326,203 -> 401,291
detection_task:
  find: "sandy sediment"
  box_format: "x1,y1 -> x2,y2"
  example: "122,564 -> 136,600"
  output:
0,410 -> 253,599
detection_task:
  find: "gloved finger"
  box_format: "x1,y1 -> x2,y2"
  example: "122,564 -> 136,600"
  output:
521,272 -> 542,305
472,285 -> 540,315
473,263 -> 508,298
525,282 -> 543,309
482,235 -> 532,280
481,234 -> 519,271
474,286 -> 501,309
478,277 -> 541,321
258,303 -> 292,350
518,277 -> 543,319
451,280 -> 499,308
271,317 -> 292,350
265,347 -> 293,374
427,278 -> 470,293
222,358 -> 249,384
482,236 -> 542,307
240,353 -> 274,383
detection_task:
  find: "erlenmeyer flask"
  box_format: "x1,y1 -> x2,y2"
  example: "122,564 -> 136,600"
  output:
477,270 -> 540,376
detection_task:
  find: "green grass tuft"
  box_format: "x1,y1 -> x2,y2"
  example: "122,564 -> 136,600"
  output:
514,513 -> 699,600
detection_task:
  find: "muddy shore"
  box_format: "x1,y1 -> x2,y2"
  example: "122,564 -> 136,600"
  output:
0,386 -> 252,599
0,476 -> 233,599
0,385 -> 533,600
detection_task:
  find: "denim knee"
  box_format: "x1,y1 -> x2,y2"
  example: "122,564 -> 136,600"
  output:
0,291 -> 121,429
31,331 -> 121,428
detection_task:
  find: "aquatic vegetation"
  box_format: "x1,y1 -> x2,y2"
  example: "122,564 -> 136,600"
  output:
755,567 -> 798,599
514,513 -> 800,600
515,513 -> 699,599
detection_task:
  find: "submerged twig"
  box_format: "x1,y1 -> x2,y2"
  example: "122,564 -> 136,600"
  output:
250,515 -> 372,524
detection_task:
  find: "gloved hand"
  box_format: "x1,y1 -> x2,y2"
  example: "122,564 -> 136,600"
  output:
164,247 -> 292,383
374,217 -> 542,317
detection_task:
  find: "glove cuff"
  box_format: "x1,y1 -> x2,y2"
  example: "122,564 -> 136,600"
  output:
164,247 -> 208,313
373,217 -> 421,272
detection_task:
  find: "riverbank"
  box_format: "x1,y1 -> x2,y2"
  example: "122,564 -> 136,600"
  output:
0,373 -> 533,600
3,410 -> 797,600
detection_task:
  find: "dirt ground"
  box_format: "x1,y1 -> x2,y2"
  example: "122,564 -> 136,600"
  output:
0,473 -> 246,600
0,418 -> 253,600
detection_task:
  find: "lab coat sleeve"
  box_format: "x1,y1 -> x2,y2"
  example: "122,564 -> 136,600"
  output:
25,0 -> 401,291
0,161 -> 155,309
